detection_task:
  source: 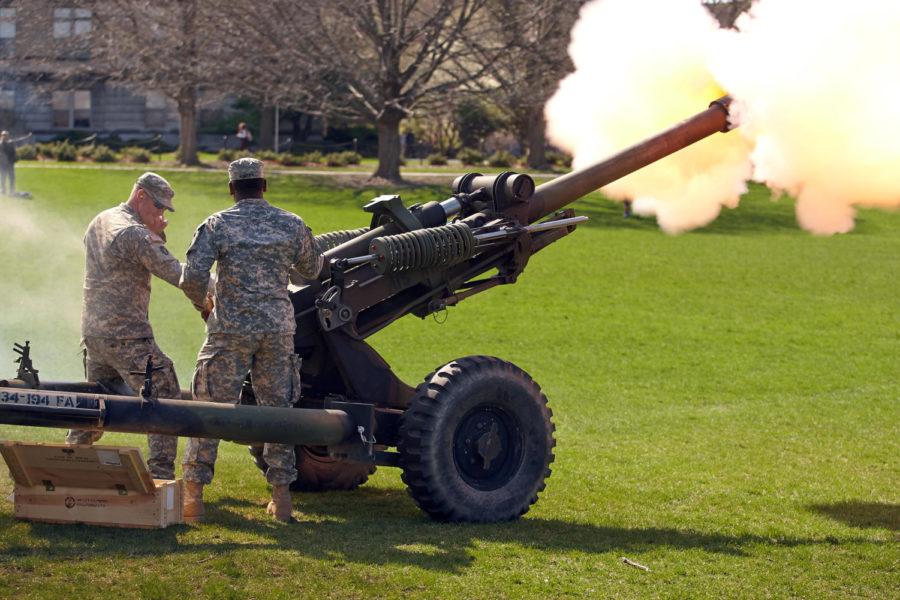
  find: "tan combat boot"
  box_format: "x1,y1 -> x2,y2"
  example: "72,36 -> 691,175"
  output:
183,481 -> 205,523
266,484 -> 293,522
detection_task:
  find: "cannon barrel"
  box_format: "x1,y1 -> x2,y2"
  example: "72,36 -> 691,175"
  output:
528,97 -> 732,223
0,384 -> 355,446
315,98 -> 732,265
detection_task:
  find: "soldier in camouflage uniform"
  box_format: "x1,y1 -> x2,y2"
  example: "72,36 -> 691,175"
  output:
180,158 -> 322,523
66,172 -> 184,480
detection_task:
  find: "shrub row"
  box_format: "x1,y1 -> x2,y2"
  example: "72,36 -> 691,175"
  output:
424,148 -> 572,168
15,144 -> 37,160
217,149 -> 362,167
16,143 -> 152,163
457,148 -> 484,165
16,142 -> 570,169
545,150 -> 572,168
36,141 -> 77,161
421,149 -> 516,167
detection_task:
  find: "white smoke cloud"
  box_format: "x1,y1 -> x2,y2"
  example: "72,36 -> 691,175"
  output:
712,0 -> 900,234
546,0 -> 753,234
0,196 -> 85,380
546,0 -> 900,234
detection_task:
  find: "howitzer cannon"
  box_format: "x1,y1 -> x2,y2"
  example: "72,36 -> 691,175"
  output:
1,98 -> 733,522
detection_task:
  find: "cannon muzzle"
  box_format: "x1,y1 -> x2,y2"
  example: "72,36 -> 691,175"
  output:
527,97 -> 733,222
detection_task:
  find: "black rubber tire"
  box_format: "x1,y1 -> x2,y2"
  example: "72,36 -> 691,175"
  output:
398,356 -> 555,522
247,445 -> 376,492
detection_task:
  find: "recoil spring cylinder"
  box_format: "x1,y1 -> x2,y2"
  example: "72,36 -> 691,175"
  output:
369,222 -> 476,275
314,227 -> 370,253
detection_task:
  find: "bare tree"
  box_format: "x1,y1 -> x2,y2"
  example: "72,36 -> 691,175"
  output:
407,101 -> 463,157
77,0 -> 224,165
702,0 -> 753,29
472,0 -> 583,169
222,0 -> 494,181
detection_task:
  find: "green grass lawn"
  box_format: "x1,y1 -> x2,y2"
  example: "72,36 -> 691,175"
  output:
0,166 -> 897,599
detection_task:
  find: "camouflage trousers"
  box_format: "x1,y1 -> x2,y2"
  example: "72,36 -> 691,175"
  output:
65,336 -> 181,479
182,333 -> 299,486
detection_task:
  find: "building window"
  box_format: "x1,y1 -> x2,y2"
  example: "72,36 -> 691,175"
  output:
52,90 -> 91,129
53,8 -> 92,38
145,92 -> 168,129
0,8 -> 15,39
0,90 -> 14,111
144,92 -> 169,129
0,7 -> 14,57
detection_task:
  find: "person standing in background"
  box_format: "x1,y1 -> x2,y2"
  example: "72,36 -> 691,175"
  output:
0,130 -> 32,196
236,122 -> 253,152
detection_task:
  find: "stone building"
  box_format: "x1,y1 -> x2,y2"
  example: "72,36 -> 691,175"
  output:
0,2 -> 182,144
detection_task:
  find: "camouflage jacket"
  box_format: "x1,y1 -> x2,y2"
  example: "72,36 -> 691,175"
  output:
182,197 -> 322,334
81,203 -> 183,339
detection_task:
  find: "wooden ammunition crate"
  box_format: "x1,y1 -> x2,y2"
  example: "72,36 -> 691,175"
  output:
1,441 -> 183,528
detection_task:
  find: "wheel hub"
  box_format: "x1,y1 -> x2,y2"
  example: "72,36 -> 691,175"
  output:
476,421 -> 501,470
453,405 -> 521,491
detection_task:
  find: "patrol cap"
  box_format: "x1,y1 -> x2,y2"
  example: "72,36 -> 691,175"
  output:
135,172 -> 175,211
228,157 -> 264,182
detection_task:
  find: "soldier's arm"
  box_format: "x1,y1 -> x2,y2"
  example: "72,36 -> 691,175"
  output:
119,227 -> 183,288
181,221 -> 217,310
289,221 -> 324,284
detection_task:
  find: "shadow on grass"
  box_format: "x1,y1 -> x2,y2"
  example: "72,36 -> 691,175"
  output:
1,487 -> 887,574
809,501 -> 899,532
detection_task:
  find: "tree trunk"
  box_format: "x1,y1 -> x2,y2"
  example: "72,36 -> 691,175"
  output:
289,112 -> 302,144
302,113 -> 312,141
288,112 -> 315,143
259,106 -> 274,150
176,2 -> 200,166
526,109 -> 547,170
176,86 -> 199,166
373,111 -> 403,181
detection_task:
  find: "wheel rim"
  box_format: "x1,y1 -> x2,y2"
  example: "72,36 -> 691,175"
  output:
300,445 -> 332,460
452,404 -> 523,491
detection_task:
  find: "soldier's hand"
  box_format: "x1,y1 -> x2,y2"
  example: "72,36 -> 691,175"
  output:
148,213 -> 168,237
200,293 -> 214,322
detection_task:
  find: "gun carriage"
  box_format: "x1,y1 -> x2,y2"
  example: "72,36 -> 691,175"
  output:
0,98 -> 733,522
